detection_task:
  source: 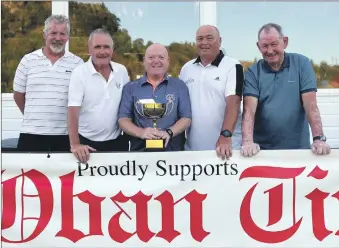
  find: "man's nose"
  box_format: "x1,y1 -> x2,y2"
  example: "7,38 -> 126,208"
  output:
266,46 -> 274,54
153,57 -> 161,63
201,38 -> 208,45
98,47 -> 106,54
55,33 -> 62,40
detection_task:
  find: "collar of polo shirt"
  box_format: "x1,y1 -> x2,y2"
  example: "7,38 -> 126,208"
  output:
193,50 -> 225,67
262,52 -> 290,73
88,57 -> 114,75
139,73 -> 170,86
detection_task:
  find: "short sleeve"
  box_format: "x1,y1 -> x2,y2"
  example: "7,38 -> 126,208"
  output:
122,66 -> 130,86
76,58 -> 84,67
225,63 -> 244,98
68,68 -> 85,107
178,67 -> 184,80
243,67 -> 259,98
13,56 -> 29,93
300,57 -> 317,94
118,84 -> 134,119
178,82 -> 192,119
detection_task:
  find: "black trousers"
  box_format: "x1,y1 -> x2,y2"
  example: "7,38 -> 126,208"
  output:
17,133 -> 70,152
79,134 -> 129,152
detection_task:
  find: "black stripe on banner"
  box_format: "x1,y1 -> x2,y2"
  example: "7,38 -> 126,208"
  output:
235,64 -> 244,97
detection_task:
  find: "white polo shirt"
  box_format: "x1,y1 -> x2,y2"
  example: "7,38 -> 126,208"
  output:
68,58 -> 130,141
13,48 -> 84,135
179,51 -> 243,151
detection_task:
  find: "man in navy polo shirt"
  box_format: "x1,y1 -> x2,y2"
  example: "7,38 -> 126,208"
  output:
241,23 -> 331,156
118,43 -> 192,151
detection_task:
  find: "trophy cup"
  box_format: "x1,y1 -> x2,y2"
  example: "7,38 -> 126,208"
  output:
135,99 -> 174,150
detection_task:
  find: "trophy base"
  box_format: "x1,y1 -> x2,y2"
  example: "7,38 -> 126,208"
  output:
145,139 -> 165,151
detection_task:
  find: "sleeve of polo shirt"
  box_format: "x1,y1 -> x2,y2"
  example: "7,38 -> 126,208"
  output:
300,57 -> 317,94
76,58 -> 84,66
118,84 -> 134,119
123,67 -> 130,85
178,66 -> 185,80
68,68 -> 85,107
178,81 -> 192,119
225,63 -> 244,98
13,56 -> 29,93
243,67 -> 259,98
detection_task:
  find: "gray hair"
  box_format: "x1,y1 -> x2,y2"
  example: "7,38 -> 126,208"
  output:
258,23 -> 284,40
43,15 -> 70,36
88,28 -> 114,48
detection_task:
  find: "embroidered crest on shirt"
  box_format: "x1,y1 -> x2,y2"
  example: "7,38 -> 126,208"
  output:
116,82 -> 121,89
185,78 -> 194,84
166,94 -> 175,102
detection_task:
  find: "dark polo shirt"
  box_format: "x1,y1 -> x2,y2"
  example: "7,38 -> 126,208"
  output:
118,74 -> 192,151
243,52 -> 317,149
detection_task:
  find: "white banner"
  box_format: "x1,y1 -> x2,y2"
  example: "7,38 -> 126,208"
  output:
1,150 -> 339,247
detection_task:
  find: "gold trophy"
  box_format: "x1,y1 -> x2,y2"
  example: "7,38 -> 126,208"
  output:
135,99 -> 174,150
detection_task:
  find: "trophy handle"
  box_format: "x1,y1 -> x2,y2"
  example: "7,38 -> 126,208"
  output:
134,101 -> 145,117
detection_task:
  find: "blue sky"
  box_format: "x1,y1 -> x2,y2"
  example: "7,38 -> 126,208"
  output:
104,2 -> 339,65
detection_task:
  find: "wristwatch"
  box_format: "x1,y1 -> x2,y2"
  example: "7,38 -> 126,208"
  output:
166,128 -> 174,139
220,129 -> 232,138
313,135 -> 326,142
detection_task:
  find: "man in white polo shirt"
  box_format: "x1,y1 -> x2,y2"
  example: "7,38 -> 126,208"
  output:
68,29 -> 130,163
179,25 -> 244,160
13,15 -> 83,152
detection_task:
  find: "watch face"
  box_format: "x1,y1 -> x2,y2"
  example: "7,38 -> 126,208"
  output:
221,130 -> 232,137
314,135 -> 327,142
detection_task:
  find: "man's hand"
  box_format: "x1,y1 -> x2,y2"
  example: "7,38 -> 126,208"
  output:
216,136 -> 232,160
158,130 -> 171,147
139,127 -> 162,140
241,141 -> 260,157
70,144 -> 96,163
312,140 -> 331,155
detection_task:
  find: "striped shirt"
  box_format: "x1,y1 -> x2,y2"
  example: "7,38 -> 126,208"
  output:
13,48 -> 84,135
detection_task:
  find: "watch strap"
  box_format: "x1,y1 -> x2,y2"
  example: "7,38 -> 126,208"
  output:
220,129 -> 232,138
313,135 -> 326,142
166,129 -> 174,139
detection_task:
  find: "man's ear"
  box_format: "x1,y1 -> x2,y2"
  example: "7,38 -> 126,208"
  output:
283,36 -> 289,49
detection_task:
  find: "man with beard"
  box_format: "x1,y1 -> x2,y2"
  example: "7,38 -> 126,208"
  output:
241,23 -> 331,156
118,43 -> 192,152
68,29 -> 130,163
179,25 -> 244,160
13,15 -> 83,152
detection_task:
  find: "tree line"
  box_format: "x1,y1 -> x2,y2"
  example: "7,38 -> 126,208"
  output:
1,1 -> 338,92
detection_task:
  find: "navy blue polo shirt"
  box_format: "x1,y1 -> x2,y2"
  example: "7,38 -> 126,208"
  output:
243,52 -> 317,149
118,74 -> 192,151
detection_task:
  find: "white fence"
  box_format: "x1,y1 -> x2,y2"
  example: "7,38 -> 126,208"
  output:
1,90 -> 339,148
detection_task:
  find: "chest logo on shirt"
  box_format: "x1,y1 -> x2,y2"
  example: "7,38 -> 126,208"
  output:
185,78 -> 194,84
116,82 -> 121,89
166,94 -> 175,102
214,76 -> 220,81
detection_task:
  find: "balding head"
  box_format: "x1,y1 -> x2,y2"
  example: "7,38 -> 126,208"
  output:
195,25 -> 221,63
196,25 -> 220,38
143,43 -> 170,78
145,43 -> 168,58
